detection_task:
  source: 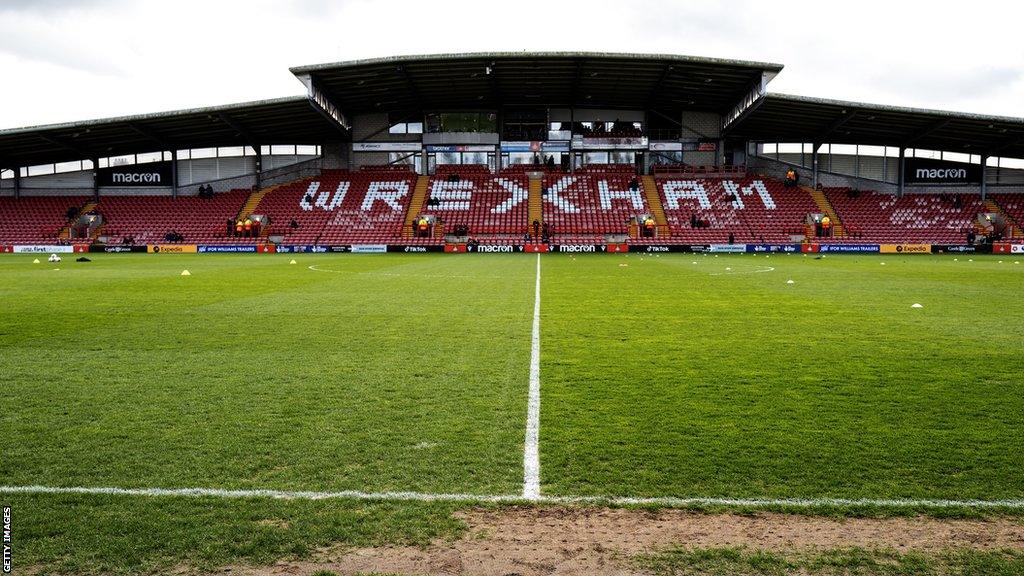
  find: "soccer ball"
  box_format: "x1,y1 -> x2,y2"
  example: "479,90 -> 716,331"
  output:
48,254 -> 61,263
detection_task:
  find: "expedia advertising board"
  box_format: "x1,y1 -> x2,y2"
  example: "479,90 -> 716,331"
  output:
98,161 -> 174,187
148,244 -> 198,253
903,157 -> 982,185
880,244 -> 931,254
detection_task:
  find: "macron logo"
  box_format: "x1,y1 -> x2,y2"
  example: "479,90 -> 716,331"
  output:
112,172 -> 162,184
916,168 -> 967,180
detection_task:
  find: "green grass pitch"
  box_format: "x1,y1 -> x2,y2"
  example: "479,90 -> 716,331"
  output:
2,252 -> 1023,572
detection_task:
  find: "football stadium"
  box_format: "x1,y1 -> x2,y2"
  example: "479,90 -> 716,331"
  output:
3,49 -> 1024,575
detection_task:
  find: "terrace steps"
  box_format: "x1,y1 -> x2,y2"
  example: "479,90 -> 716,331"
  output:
985,199 -> 1024,238
238,184 -> 280,220
403,175 -> 430,239
59,200 -> 98,239
528,178 -> 543,238
641,175 -> 670,237
804,186 -> 845,237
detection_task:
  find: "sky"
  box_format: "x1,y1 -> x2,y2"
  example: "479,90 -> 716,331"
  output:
0,0 -> 1022,130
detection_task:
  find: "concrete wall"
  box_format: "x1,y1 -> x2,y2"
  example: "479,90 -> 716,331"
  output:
680,111 -> 721,166
350,113 -> 420,169
2,154 -> 319,197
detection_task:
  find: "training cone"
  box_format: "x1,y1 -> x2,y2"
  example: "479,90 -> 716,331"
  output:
289,259 -> 297,264
911,303 -> 923,308
180,270 -> 191,276
32,258 -> 40,264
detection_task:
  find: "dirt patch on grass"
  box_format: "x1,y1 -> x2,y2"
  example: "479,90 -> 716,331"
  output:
227,506 -> 1024,576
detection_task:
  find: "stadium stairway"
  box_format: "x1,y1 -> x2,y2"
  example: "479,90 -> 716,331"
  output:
237,184 -> 279,220
528,177 -> 543,239
58,200 -> 97,240
403,175 -> 430,239
804,185 -> 845,238
641,175 -> 670,237
985,199 -> 1024,239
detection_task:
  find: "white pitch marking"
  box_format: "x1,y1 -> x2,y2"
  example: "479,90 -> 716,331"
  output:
308,265 -> 478,280
523,253 -> 542,500
3,485 -> 1024,510
709,266 -> 775,276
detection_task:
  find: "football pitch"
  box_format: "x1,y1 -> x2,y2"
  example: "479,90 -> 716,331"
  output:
2,251 -> 1024,572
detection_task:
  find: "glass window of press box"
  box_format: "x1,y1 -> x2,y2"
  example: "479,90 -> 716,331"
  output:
425,112 -> 497,133
388,122 -> 424,134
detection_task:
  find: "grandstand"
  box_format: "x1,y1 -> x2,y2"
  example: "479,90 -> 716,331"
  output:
824,188 -> 983,244
97,191 -> 250,245
0,195 -> 88,243
421,165 -> 530,244
5,49 -> 1024,576
250,168 -> 418,246
0,52 -> 1022,251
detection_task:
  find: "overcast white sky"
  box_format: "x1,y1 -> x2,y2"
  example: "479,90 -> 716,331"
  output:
0,0 -> 1021,129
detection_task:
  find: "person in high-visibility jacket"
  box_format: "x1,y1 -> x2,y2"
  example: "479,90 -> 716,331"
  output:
244,218 -> 253,238
785,168 -> 798,188
417,217 -> 429,237
644,217 -> 655,237
821,215 -> 832,237
235,220 -> 244,236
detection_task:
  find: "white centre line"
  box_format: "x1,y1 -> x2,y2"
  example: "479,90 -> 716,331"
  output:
523,253 -> 542,500
3,485 -> 1024,510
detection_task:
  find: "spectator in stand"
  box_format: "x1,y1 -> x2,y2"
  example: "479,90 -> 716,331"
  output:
785,168 -> 799,187
728,232 -> 735,244
967,229 -> 976,244
629,177 -> 640,192
690,213 -> 698,228
226,219 -> 234,237
532,219 -> 540,238
66,205 -> 79,220
289,219 -> 299,230
252,219 -> 261,238
532,153 -> 541,166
